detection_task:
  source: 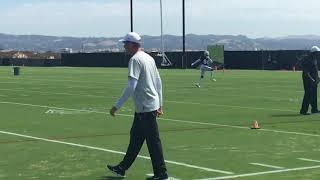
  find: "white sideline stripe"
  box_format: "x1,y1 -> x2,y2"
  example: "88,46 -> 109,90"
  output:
0,88 -> 108,98
197,165 -> 320,180
0,130 -> 233,175
0,88 -> 294,111
298,158 -> 320,163
1,101 -> 320,138
161,117 -> 320,138
0,86 -> 292,104
166,100 -> 296,112
250,163 -> 284,169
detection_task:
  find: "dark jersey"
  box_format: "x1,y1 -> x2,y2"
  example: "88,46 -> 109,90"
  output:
301,55 -> 318,80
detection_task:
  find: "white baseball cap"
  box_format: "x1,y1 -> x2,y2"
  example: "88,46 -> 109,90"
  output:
119,32 -> 141,44
310,46 -> 320,52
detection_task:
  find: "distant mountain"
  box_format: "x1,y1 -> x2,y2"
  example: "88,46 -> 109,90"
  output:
1,33 -> 320,52
276,35 -> 320,40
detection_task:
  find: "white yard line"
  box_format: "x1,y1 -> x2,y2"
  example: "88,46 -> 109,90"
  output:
0,77 -> 125,85
0,130 -> 233,174
0,78 -> 303,94
298,158 -> 320,163
0,88 -> 109,98
197,165 -> 320,180
0,101 -> 320,138
250,163 -> 284,169
166,100 -> 296,112
156,117 -> 320,138
0,88 -> 296,112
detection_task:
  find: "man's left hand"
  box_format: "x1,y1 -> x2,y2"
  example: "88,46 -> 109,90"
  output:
156,107 -> 164,117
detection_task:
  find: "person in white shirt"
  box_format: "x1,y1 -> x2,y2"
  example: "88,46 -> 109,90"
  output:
107,32 -> 169,180
191,50 -> 216,88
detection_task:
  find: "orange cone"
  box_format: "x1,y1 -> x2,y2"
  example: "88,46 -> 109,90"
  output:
251,120 -> 260,129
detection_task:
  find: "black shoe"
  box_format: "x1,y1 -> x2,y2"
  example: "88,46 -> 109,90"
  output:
146,173 -> 169,180
106,165 -> 125,177
311,110 -> 319,114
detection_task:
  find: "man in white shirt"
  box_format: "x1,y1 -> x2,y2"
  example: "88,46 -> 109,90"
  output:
107,32 -> 169,180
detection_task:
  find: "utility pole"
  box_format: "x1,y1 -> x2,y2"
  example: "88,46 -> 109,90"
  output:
130,0 -> 133,32
182,0 -> 186,69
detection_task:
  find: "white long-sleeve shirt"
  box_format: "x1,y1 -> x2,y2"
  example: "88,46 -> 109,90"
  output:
115,77 -> 138,109
115,51 -> 163,112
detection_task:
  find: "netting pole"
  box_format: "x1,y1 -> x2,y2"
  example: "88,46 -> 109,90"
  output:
160,0 -> 165,64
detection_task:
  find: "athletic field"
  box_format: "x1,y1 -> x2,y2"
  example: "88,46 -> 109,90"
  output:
1,66 -> 320,180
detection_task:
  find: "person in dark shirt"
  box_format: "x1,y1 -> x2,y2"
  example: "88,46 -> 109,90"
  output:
300,46 -> 320,115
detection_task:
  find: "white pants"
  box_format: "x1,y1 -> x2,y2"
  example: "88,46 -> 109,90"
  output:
200,65 -> 213,76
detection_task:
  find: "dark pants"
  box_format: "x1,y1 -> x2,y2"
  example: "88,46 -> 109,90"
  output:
119,111 -> 167,176
300,79 -> 318,113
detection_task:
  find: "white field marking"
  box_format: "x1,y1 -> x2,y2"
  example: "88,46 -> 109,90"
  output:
45,109 -> 91,115
1,101 -> 320,138
146,174 -> 180,180
0,71 -> 293,83
197,165 -> 320,180
0,88 -> 112,98
0,130 -> 233,175
158,117 -> 320,138
168,87 -> 303,96
250,163 -> 284,169
166,100 -> 296,112
0,76 -> 126,85
0,82 -> 125,90
45,109 -> 54,114
0,88 -> 296,112
298,158 -> 320,163
166,88 -> 292,102
0,78 -> 302,94
0,80 -> 303,93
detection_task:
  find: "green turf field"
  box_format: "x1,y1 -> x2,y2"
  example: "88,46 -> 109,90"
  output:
1,66 -> 320,180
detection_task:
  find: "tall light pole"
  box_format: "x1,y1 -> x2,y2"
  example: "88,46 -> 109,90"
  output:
130,0 -> 133,32
182,0 -> 186,68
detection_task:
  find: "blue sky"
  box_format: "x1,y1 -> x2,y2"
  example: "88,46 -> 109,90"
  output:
1,0 -> 320,38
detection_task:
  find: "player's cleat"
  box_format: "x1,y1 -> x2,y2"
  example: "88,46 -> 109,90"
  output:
211,78 -> 216,82
195,83 -> 201,88
106,164 -> 125,177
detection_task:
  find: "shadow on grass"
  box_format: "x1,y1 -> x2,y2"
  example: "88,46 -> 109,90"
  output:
98,176 -> 125,180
